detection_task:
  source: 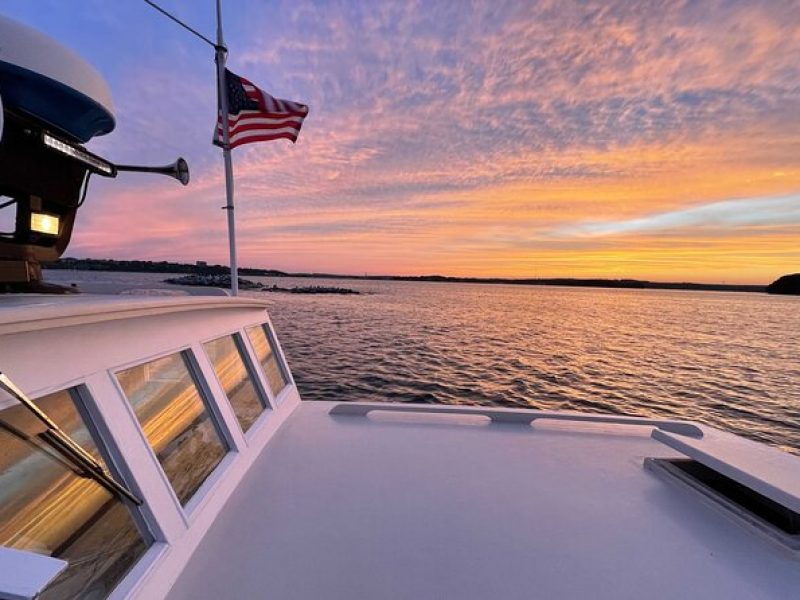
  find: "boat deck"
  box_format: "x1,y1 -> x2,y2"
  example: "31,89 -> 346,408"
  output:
167,401 -> 800,600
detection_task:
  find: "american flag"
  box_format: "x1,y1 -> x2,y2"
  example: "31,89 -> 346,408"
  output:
214,69 -> 308,149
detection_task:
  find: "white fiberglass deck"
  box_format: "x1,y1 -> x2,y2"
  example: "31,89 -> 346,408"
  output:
167,401 -> 800,600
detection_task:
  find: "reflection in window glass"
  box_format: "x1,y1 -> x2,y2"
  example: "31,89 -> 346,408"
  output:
246,323 -> 288,398
204,334 -> 267,432
0,389 -> 149,600
117,352 -> 227,505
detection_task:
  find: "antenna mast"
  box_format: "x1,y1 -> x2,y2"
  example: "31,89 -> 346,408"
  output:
215,0 -> 239,295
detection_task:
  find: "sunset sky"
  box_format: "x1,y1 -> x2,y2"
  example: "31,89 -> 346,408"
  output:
3,0 -> 799,283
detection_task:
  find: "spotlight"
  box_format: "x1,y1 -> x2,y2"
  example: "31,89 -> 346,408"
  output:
29,212 -> 60,236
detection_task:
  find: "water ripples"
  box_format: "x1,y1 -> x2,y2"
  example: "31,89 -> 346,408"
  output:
43,270 -> 799,455
253,278 -> 800,455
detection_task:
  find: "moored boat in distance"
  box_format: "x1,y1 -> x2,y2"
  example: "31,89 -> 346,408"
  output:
1,12 -> 799,600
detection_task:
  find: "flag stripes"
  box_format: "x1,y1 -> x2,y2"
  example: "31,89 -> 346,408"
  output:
214,69 -> 308,149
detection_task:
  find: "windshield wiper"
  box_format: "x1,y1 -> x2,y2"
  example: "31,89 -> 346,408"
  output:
0,372 -> 143,505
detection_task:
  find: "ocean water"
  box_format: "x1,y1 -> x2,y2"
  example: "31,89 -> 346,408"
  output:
45,270 -> 800,455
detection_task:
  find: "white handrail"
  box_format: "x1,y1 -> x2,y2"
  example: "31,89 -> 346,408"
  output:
329,402 -> 704,438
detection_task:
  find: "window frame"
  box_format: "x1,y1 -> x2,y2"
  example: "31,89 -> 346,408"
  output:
244,321 -> 293,405
70,384 -> 157,544
200,329 -> 272,438
0,382 -> 159,600
111,345 -> 237,518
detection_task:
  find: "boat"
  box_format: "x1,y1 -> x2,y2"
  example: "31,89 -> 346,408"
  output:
1,13 -> 799,600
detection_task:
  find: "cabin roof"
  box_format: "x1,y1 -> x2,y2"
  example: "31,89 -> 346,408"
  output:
0,294 -> 269,335
167,400 -> 800,600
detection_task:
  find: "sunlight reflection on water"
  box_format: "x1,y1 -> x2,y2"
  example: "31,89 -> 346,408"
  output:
45,270 -> 800,455
252,277 -> 800,455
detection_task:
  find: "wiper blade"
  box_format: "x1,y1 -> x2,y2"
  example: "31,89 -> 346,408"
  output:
0,372 -> 143,505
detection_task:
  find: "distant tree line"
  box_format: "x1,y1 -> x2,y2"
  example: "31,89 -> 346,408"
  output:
48,257 -> 287,277
766,273 -> 800,295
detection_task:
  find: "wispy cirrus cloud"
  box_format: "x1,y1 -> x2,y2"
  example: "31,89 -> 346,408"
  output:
556,194 -> 800,237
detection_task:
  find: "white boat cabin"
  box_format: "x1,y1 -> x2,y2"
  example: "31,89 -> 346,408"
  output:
1,294 -> 800,600
0,295 -> 299,599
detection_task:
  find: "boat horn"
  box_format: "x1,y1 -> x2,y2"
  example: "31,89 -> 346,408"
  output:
115,157 -> 190,186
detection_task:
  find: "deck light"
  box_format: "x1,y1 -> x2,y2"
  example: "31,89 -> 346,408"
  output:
30,212 -> 60,236
42,131 -> 115,176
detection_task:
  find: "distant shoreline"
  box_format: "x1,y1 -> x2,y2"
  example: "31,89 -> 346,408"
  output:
279,273 -> 766,293
45,258 -> 767,294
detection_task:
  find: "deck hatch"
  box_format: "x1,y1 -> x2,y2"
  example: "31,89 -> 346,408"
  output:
649,458 -> 800,543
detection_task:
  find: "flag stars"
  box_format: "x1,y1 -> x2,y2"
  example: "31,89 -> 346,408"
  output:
225,72 -> 258,114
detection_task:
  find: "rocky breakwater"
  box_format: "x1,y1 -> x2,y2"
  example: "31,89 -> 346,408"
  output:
164,274 -> 360,295
164,274 -> 264,289
263,284 -> 360,295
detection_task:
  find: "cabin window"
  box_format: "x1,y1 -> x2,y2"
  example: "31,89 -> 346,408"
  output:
117,352 -> 228,506
246,323 -> 289,398
0,387 -> 150,600
204,334 -> 268,432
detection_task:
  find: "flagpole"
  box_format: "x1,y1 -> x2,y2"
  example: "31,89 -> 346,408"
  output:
215,0 -> 238,296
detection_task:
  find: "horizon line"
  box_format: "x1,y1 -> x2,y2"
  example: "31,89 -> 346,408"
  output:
50,256 -> 783,289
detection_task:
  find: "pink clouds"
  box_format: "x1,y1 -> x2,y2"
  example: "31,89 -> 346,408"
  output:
44,0 -> 800,283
